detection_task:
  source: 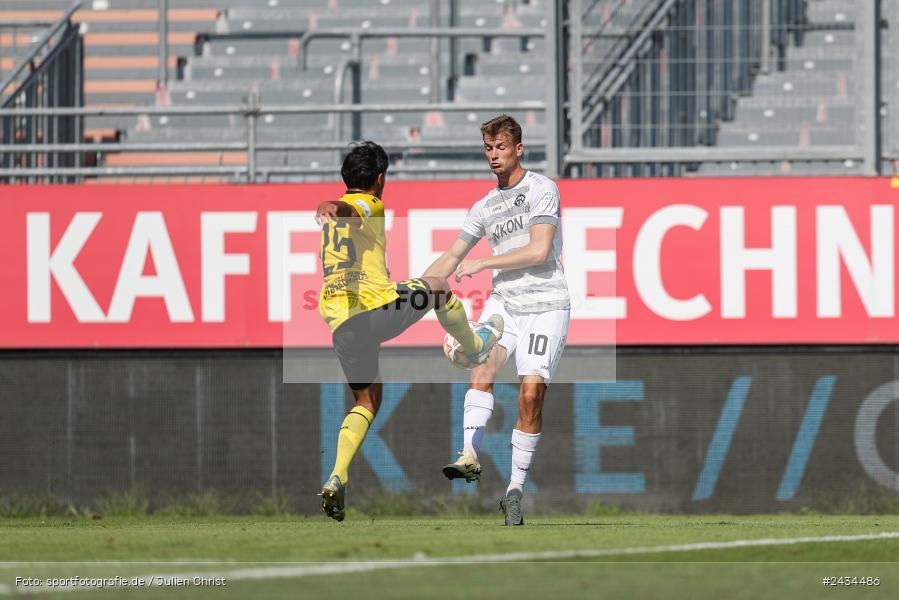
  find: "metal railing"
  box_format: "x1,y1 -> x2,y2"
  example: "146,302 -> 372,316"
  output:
1,2 -> 84,183
0,19 -> 55,89
158,0 -> 169,89
0,101 -> 546,183
299,28 -> 544,81
0,2 -> 82,99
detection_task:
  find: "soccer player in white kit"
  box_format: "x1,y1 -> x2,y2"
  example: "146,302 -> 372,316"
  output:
424,115 -> 570,525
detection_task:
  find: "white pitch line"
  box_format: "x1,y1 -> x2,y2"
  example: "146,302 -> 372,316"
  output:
2,531 -> 898,595
461,531 -> 899,561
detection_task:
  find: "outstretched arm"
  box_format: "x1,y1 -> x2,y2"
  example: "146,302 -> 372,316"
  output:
315,200 -> 358,225
423,237 -> 475,279
455,224 -> 555,281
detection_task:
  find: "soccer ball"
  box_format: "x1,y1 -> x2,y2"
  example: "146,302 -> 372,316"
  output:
442,321 -> 480,370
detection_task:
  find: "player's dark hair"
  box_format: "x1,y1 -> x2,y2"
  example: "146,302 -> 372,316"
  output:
480,114 -> 522,145
341,141 -> 388,190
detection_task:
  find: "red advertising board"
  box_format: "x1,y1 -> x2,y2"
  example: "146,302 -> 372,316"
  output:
2,177 -> 898,348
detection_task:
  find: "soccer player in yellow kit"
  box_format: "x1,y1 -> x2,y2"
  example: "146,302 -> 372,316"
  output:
315,141 -> 502,522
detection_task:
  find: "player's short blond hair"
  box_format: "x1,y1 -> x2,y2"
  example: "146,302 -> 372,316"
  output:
480,114 -> 522,145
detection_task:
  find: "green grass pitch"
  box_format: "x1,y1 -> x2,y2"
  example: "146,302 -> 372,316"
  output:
1,514 -> 898,599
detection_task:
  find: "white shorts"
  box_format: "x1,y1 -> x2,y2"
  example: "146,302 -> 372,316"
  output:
478,294 -> 570,382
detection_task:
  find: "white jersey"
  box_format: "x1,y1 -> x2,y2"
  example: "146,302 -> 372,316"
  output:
459,170 -> 570,314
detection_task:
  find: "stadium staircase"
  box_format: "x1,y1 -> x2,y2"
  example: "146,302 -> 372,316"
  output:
699,0 -> 869,175
574,0 -> 895,176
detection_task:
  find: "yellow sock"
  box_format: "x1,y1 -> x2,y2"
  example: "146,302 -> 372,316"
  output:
329,406 -> 374,484
435,293 -> 482,356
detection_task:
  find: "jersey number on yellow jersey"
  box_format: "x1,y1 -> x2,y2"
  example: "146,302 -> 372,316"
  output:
321,222 -> 358,276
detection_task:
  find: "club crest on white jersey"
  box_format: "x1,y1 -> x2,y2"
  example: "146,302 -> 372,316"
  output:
459,171 -> 570,314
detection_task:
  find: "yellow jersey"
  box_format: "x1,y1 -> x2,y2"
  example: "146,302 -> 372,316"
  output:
318,193 -> 399,331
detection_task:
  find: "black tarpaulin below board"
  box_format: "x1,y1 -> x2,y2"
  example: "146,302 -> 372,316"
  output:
0,348 -> 897,514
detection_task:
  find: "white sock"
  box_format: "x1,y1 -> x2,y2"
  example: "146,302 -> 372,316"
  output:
507,429 -> 540,495
462,389 -> 494,459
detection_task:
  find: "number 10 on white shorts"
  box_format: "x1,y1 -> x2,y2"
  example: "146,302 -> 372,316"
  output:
477,294 -> 570,382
